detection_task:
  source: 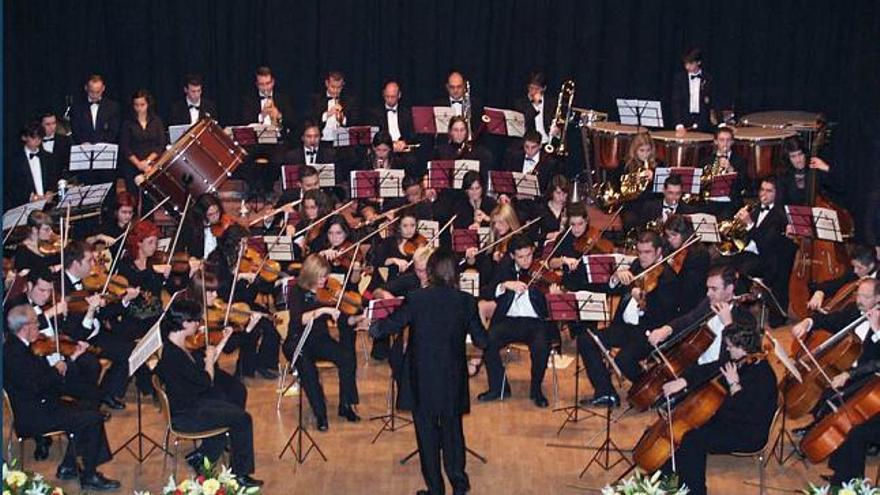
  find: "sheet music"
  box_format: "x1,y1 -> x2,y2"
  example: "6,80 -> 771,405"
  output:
263,235 -> 295,261
583,254 -> 636,284
653,167 -> 702,194
334,126 -> 379,147
55,183 -> 113,210
350,169 -> 405,199
3,199 -> 47,230
365,297 -> 404,321
157,238 -> 171,253
459,270 -> 480,297
248,123 -> 281,144
813,207 -> 844,242
427,159 -> 480,189
69,143 -> 119,171
686,213 -> 720,243
616,99 -> 664,128
546,291 -> 608,322
128,319 -> 163,376
168,124 -> 190,144
418,220 -> 440,247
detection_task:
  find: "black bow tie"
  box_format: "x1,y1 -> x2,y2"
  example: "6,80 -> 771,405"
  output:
663,204 -> 676,211
760,206 -> 771,212
43,137 -> 54,143
260,94 -> 271,100
28,152 -> 38,160
306,149 -> 317,156
690,74 -> 701,80
188,104 -> 200,110
386,107 -> 397,113
451,100 -> 464,105
89,100 -> 101,105
525,157 -> 536,163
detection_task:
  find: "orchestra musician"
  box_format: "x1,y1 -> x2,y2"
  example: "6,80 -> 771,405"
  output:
119,89 -> 168,199
168,74 -> 219,126
435,70 -> 482,125
86,191 -> 136,258
659,316 -> 777,495
577,230 -> 680,407
292,189 -> 334,258
513,71 -> 554,144
432,116 -> 495,175
451,171 -> 497,230
663,215 -> 710,313
627,174 -> 695,236
368,79 -> 419,169
806,244 -> 878,312
309,70 -> 358,145
500,130 -> 562,202
613,132 -> 663,231
70,74 -> 121,145
240,66 -> 291,130
39,111 -> 72,171
5,122 -> 60,209
371,250 -> 488,495
730,176 -> 796,326
155,299 -> 263,488
777,138 -> 833,206
671,48 -> 715,132
651,266 -> 753,393
179,193 -> 234,260
13,210 -> 60,273
535,175 -> 572,246
698,126 -> 749,219
4,304 -> 121,491
371,208 -> 426,282
281,255 -> 363,430
478,234 -> 553,408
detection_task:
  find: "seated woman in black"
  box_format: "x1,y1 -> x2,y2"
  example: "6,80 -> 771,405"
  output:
452,171 -> 497,230
13,210 -> 60,273
371,208 -> 423,283
281,254 -> 362,431
155,299 -> 262,488
87,191 -> 136,259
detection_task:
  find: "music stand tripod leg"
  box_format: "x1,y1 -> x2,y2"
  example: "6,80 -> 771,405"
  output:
278,377 -> 327,466
111,391 -> 171,463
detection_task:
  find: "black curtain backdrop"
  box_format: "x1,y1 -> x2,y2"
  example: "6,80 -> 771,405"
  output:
5,0 -> 880,239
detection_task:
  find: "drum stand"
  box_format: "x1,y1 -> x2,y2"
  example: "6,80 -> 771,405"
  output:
369,365 -> 412,444
552,353 -> 600,436
112,391 -> 170,463
278,381 -> 327,467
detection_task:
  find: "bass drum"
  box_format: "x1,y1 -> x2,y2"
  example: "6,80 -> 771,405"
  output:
141,119 -> 247,212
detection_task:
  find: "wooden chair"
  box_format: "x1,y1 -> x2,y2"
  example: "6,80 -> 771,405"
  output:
3,391 -> 73,469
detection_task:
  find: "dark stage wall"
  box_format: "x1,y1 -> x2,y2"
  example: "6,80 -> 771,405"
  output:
5,0 -> 879,239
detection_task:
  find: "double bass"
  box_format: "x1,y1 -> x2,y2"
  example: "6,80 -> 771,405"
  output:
788,117 -> 854,319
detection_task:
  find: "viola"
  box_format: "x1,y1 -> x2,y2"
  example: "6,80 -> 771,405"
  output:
205,300 -> 269,329
31,334 -> 102,358
239,247 -> 283,283
632,353 -> 766,473
800,374 -> 880,463
185,328 -> 226,351
315,277 -> 363,316
573,226 -> 614,255
401,234 -> 427,257
327,240 -> 354,270
210,213 -> 239,238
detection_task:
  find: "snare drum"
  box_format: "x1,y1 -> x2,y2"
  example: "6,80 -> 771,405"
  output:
651,130 -> 714,167
732,127 -> 797,179
588,122 -> 646,170
142,119 -> 247,212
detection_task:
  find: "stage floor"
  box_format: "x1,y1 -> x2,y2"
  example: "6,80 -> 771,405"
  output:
4,327 -> 838,494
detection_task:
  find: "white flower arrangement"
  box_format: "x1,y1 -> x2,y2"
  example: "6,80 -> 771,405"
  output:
2,462 -> 64,495
803,478 -> 879,495
602,470 -> 689,495
134,458 -> 260,495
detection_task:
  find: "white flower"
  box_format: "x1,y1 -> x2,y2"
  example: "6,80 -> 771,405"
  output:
201,479 -> 221,495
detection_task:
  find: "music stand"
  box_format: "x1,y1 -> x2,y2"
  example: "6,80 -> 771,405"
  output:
545,292 -> 609,434
652,167 -> 702,194
262,235 -> 294,262
3,199 -> 47,232
427,159 -> 480,190
616,99 -> 664,128
55,183 -> 113,222
686,213 -> 721,244
334,126 -> 378,147
69,144 -> 119,172
168,124 -> 191,144
583,254 -> 635,285
412,106 -> 455,135
459,271 -> 480,298
417,220 -> 440,247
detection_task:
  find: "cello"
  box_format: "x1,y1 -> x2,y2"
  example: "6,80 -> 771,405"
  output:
788,116 -> 854,319
800,374 -> 880,463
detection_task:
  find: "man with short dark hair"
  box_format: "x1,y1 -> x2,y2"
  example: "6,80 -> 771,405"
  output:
5,122 -> 60,208
169,74 -> 219,126
40,111 -> 72,170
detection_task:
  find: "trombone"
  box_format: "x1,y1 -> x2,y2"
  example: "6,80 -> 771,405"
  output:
544,80 -> 576,156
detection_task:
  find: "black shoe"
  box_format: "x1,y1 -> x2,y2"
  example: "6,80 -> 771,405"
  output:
316,416 -> 329,432
478,386 -> 511,402
338,404 -> 361,422
35,437 -> 52,461
532,393 -> 549,408
185,451 -> 207,473
100,396 -> 125,410
257,367 -> 279,380
868,443 -> 880,457
237,475 -> 264,488
80,472 -> 121,491
584,394 -> 620,408
416,491 -> 430,495
56,464 -> 79,480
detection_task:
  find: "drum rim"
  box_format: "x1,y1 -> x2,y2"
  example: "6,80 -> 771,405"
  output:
589,121 -> 646,134
650,130 -> 714,142
732,126 -> 797,141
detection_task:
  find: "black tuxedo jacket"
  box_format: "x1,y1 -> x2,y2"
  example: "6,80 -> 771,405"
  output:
42,133 -> 72,172
698,152 -> 751,204
70,97 -> 121,144
367,104 -> 415,142
746,204 -> 788,256
373,287 -> 488,415
4,148 -> 60,208
513,96 -> 554,136
308,92 -> 360,131
488,257 -> 549,322
609,260 -> 680,330
3,336 -> 67,437
670,71 -> 714,131
239,91 -> 294,131
501,149 -> 561,194
168,97 -> 219,126
432,95 -> 483,132
637,199 -> 696,228
280,145 -> 337,166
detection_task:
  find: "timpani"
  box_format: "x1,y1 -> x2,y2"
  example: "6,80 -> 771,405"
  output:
732,126 -> 797,179
588,122 -> 646,171
651,130 -> 714,168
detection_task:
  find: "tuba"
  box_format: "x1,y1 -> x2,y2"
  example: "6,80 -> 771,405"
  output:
544,80 -> 575,156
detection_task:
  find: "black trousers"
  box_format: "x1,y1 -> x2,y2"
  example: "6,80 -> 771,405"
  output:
284,331 -> 358,420
829,416 -> 880,485
661,420 -> 764,495
576,321 -> 650,397
172,399 -> 255,476
413,409 -> 469,495
48,403 -> 112,476
484,317 -> 551,394
235,318 -> 281,376
64,352 -> 104,402
90,330 -> 135,399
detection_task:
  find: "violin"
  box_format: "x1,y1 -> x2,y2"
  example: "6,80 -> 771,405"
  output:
315,277 -> 363,316
800,374 -> 880,463
401,233 -> 427,257
628,294 -> 753,411
573,226 -> 614,255
206,300 -> 269,329
31,334 -> 102,358
239,247 -> 283,283
55,273 -> 130,314
632,353 -> 766,473
39,237 -> 63,256
668,244 -> 690,274
327,240 -> 354,270
184,328 -> 227,351
210,213 -> 239,238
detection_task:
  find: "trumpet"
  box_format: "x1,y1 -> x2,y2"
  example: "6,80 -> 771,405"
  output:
544,80 -> 575,155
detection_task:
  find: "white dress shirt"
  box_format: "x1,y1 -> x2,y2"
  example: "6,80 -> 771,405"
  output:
662,202 -> 678,222
321,94 -> 344,141
42,134 -> 56,154
533,100 -> 549,143
622,296 -> 643,325
25,147 -> 45,196
495,276 -> 539,319
386,105 -> 401,141
259,93 -> 273,126
187,98 -> 201,125
522,152 -> 540,175
203,227 -> 218,258
90,101 -> 100,129
450,99 -> 464,117
688,72 -> 701,114
697,313 -> 726,365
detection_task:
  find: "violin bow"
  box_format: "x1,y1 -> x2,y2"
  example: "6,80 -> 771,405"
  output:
100,219 -> 134,296
583,205 -> 624,253
526,224 -> 573,289
200,266 -> 210,348
459,216 -> 542,265
403,214 -> 457,271
223,240 -> 248,327
50,289 -> 61,354
165,195 -> 192,264
337,216 -> 400,258
247,217 -> 290,287
629,233 -> 700,284
293,200 -> 355,242
247,198 -> 302,227
3,207 -> 29,245
59,205 -> 68,320
139,196 -> 172,223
